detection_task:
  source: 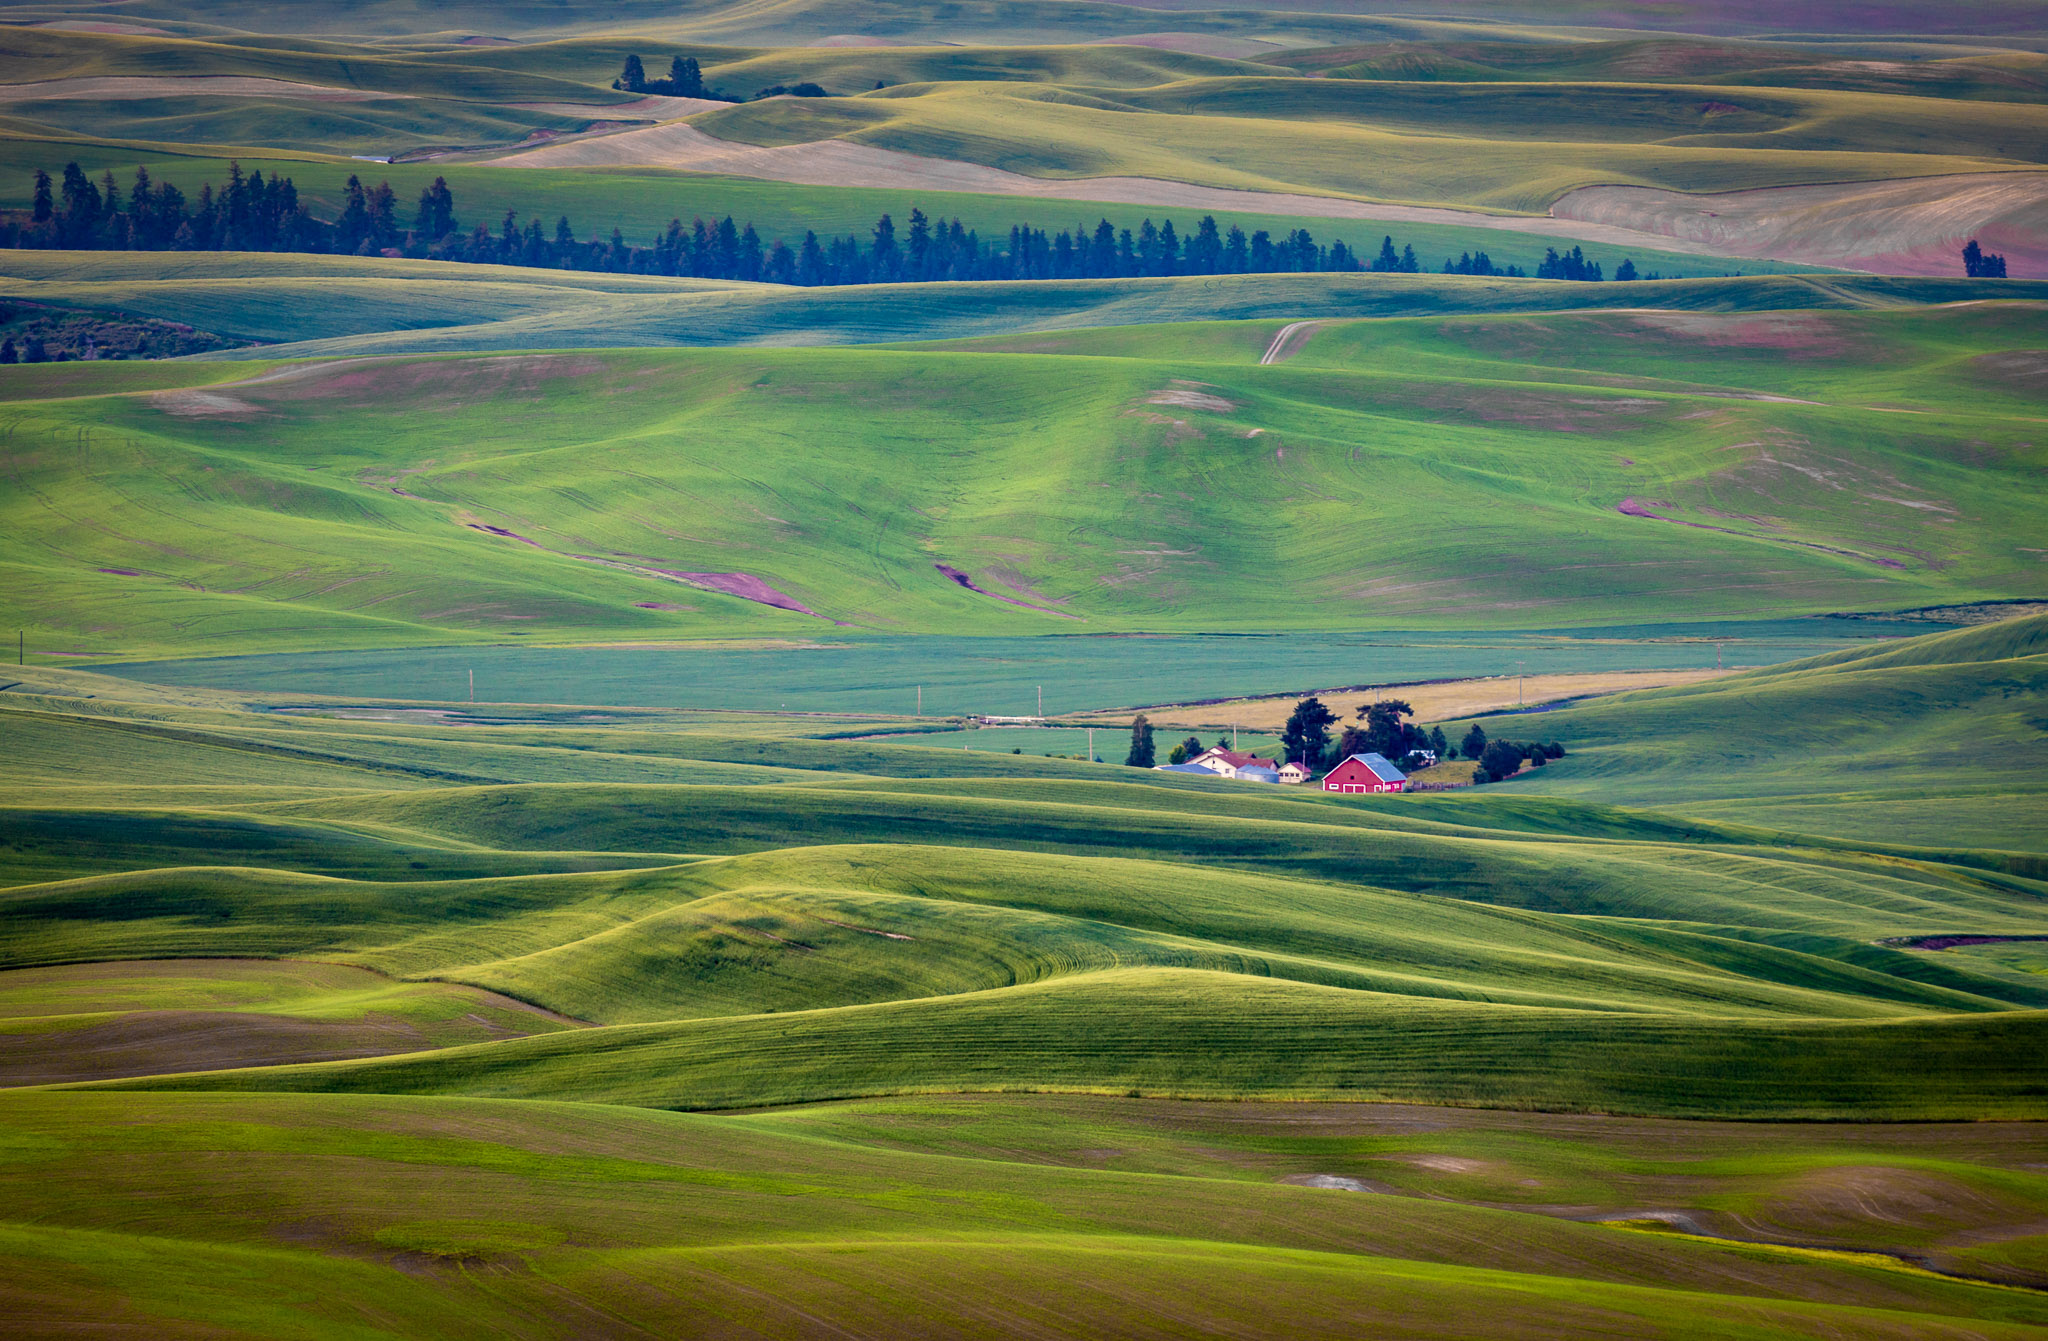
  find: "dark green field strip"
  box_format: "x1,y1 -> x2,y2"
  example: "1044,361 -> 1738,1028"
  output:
5,707 -> 515,784
104,969 -> 2048,1119
0,861 -> 698,968
251,784 -> 2048,939
0,959 -> 581,1085
0,808 -> 682,888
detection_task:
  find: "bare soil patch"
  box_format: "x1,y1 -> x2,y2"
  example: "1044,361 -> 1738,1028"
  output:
935,563 -> 1081,618
148,389 -> 260,417
663,571 -> 820,616
1883,934 -> 2048,951
1147,384 -> 1236,412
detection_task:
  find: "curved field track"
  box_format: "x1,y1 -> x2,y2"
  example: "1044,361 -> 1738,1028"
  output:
0,76 -> 412,102
490,124 -> 1757,262
1554,172 -> 2048,279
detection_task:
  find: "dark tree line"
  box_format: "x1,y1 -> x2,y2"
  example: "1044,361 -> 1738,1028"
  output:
1963,238 -> 2009,278
7,160 -> 1648,288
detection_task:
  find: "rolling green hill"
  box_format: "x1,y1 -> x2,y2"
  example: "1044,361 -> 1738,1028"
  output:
4,304 -> 2042,658
6,3 -> 2048,1334
1463,612 -> 2048,850
4,608 -> 2045,1332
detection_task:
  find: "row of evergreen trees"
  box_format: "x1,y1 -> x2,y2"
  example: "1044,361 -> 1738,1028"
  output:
8,160 -> 1649,288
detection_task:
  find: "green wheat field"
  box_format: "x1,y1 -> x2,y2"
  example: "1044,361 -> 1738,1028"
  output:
1,0 -> 2045,1335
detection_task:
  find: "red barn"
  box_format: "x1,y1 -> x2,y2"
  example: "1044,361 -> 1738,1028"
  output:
1322,753 -> 1407,794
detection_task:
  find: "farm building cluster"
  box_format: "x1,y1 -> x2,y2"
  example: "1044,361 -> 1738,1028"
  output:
1156,746 -> 1410,793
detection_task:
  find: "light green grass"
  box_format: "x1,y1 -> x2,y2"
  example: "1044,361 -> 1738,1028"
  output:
5,1089 -> 2043,1338
1463,616 -> 2048,848
5,307 -> 2045,657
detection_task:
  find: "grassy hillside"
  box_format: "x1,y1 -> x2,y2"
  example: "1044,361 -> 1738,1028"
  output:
6,1089 -> 2045,1337
7,6 -> 2048,1334
3,615 -> 2045,1331
4,304 -> 2043,657
1469,613 -> 2048,849
0,257 -> 1875,355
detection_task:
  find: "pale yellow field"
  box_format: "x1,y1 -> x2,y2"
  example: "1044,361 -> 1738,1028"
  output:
1071,668 -> 1734,730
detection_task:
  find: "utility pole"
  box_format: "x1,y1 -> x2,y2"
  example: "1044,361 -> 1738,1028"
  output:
1515,660 -> 1526,707
1088,727 -> 1095,762
1716,642 -> 1723,671
916,685 -> 922,716
469,668 -> 475,703
1037,684 -> 1042,718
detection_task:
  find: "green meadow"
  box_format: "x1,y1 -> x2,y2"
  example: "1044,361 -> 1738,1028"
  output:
5,301 -> 2043,659
3,614 -> 2048,1332
5,0 -> 2048,1334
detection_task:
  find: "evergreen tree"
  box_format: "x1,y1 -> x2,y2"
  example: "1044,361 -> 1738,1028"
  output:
30,169 -> 52,224
907,208 -> 931,278
22,336 -> 47,364
1460,723 -> 1488,761
1357,699 -> 1417,759
414,177 -> 456,241
1089,219 -> 1116,276
0,338 -> 14,365
738,223 -> 763,281
671,56 -> 703,97
871,213 -> 899,281
1614,258 -> 1638,281
58,162 -> 100,247
367,181 -> 398,249
1429,726 -> 1448,759
1125,714 -> 1156,768
337,176 -> 371,252
1400,243 -> 1419,273
1280,697 -> 1337,768
1222,226 -> 1248,273
1190,215 -> 1221,273
797,229 -> 826,285
618,54 -> 646,92
1373,235 -> 1400,272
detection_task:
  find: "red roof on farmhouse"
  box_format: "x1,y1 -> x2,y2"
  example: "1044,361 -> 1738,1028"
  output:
1203,748 -> 1278,770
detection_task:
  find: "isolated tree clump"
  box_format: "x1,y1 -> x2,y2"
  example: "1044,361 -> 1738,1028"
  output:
1126,714 -> 1155,768
1471,737 -> 1566,783
1168,735 -> 1204,765
1964,239 -> 2009,278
